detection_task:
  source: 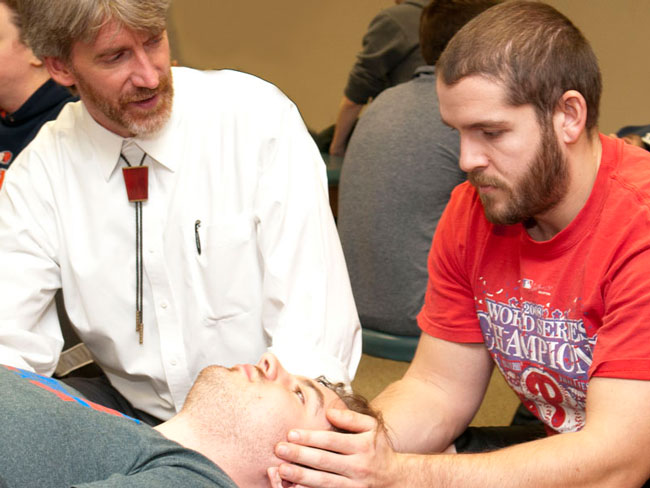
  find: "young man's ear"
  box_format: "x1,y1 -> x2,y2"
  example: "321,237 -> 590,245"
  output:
44,57 -> 76,87
554,90 -> 588,144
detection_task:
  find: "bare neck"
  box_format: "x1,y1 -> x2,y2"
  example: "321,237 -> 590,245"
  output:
2,69 -> 51,115
154,414 -> 263,488
526,132 -> 602,242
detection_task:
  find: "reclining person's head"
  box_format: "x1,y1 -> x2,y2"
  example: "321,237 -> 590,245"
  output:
156,353 -> 380,487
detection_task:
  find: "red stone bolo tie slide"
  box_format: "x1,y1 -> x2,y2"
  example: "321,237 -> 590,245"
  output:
121,152 -> 148,344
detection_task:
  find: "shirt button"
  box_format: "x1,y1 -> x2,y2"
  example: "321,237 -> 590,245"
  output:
161,301 -> 168,309
170,359 -> 177,366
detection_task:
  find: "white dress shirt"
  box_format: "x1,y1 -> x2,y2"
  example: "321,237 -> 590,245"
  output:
0,67 -> 361,420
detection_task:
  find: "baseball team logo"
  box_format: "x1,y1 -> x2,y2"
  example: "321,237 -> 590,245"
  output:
476,290 -> 595,433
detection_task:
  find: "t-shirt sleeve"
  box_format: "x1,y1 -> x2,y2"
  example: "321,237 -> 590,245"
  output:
584,137 -> 650,381
589,223 -> 650,381
417,184 -> 485,343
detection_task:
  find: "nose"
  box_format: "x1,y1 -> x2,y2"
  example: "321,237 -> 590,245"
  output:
256,352 -> 290,383
458,136 -> 489,174
130,50 -> 160,89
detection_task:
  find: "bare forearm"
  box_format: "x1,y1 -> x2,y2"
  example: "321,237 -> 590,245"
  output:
372,340 -> 493,454
388,377 -> 650,488
372,378 -> 462,453
329,97 -> 363,156
391,432 -> 647,488
274,365 -> 650,488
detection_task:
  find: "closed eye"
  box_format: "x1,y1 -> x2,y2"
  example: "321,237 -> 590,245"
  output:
99,50 -> 126,65
294,386 -> 305,404
482,130 -> 504,139
467,120 -> 509,140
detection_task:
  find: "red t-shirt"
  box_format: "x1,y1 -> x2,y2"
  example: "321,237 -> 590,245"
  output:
418,134 -> 650,433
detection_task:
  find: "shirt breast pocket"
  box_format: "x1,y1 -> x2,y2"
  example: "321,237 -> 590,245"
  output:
191,216 -> 260,323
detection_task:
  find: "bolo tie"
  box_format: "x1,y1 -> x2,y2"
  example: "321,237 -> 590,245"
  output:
120,143 -> 149,344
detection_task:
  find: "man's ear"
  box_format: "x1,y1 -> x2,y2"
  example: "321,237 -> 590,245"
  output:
44,57 -> 76,87
554,90 -> 588,145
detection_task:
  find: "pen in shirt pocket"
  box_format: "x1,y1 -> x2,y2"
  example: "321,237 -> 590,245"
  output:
195,219 -> 201,255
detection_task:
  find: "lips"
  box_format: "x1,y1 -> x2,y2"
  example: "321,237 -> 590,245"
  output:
129,94 -> 159,110
469,172 -> 507,193
477,184 -> 497,194
234,364 -> 258,382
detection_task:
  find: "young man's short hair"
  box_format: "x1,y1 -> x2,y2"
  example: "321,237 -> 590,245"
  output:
437,0 -> 602,132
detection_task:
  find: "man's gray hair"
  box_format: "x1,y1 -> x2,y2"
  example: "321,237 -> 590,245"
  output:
17,0 -> 171,61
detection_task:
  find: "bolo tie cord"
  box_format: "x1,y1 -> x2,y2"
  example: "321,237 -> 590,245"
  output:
120,151 -> 146,344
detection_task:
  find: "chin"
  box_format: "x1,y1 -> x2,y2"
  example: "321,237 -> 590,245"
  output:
124,95 -> 173,137
124,115 -> 169,138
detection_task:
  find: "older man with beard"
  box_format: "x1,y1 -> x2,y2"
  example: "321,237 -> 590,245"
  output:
0,0 -> 360,427
272,2 -> 650,488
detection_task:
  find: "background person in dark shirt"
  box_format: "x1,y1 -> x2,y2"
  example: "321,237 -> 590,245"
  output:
0,0 -> 81,381
0,0 -> 76,188
327,0 -> 427,156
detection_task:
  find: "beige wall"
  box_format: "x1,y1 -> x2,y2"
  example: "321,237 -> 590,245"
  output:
170,0 -> 650,135
545,0 -> 650,135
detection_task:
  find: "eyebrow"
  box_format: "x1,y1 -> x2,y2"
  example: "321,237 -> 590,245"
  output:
468,120 -> 509,129
300,377 -> 324,412
93,32 -> 163,62
440,117 -> 510,131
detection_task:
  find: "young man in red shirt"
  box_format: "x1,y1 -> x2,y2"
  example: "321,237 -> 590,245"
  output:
272,2 -> 650,487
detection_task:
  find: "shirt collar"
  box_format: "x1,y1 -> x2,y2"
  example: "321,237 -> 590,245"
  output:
79,94 -> 181,181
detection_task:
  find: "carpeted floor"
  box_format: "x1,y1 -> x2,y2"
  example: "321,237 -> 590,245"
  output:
351,354 -> 520,427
